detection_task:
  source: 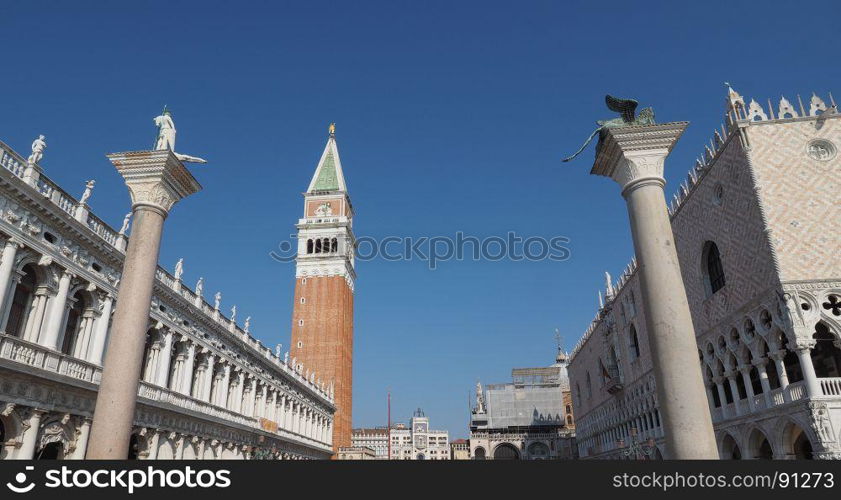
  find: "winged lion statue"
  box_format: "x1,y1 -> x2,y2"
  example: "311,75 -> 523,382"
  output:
562,95 -> 655,163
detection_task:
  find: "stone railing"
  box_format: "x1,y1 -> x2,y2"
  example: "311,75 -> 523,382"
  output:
819,378 -> 841,397
138,381 -> 256,428
0,140 -> 119,246
711,381 -> 811,423
0,333 -> 331,450
85,211 -> 120,247
0,334 -> 101,385
0,147 -> 26,177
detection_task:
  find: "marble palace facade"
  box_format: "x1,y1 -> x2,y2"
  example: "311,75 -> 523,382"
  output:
0,137 -> 334,460
568,88 -> 841,460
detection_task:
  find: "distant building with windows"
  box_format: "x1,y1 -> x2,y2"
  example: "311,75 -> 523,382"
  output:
336,446 -> 376,460
469,352 -> 577,460
450,438 -> 470,460
568,89 -> 841,460
390,409 -> 450,460
351,409 -> 450,460
350,427 -> 389,459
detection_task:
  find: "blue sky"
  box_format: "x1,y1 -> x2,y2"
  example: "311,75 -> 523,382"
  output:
1,1 -> 839,438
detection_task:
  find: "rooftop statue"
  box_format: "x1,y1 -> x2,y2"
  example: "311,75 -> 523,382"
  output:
119,212 -> 132,235
562,95 -> 655,163
174,258 -> 184,281
79,180 -> 95,205
28,135 -> 46,165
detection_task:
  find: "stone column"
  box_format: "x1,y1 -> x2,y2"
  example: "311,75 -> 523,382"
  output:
234,372 -> 245,413
88,293 -> 114,363
725,370 -> 742,416
0,239 -> 20,309
738,365 -> 756,413
795,342 -> 821,397
74,311 -> 97,359
23,289 -> 50,342
248,378 -> 257,417
703,382 -> 715,408
590,122 -> 717,458
259,385 -> 268,418
70,418 -> 92,459
754,358 -> 773,408
220,364 -> 231,408
87,150 -> 201,459
770,349 -> 791,401
155,330 -> 174,388
203,354 -> 216,402
17,409 -> 45,459
714,379 -> 729,419
146,431 -> 161,460
39,269 -> 73,350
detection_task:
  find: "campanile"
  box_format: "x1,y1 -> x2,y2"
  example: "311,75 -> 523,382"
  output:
291,124 -> 355,453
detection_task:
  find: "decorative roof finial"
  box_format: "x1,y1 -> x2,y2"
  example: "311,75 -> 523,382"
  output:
724,82 -> 745,112
605,271 -> 615,299
328,122 -> 336,137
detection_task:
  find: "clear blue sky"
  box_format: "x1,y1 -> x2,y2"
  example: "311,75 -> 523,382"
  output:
2,1 -> 838,438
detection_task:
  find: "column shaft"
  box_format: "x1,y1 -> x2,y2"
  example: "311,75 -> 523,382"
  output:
40,270 -> 72,350
87,206 -> 166,458
796,348 -> 822,397
70,419 -> 92,459
18,410 -> 44,459
0,240 -> 20,310
624,181 -> 717,458
156,332 -> 174,388
89,295 -> 114,363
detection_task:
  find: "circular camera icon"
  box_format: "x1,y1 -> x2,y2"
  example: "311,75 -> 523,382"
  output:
6,466 -> 35,494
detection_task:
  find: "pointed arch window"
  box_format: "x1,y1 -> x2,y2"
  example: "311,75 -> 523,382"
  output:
629,325 -> 641,359
703,241 -> 726,295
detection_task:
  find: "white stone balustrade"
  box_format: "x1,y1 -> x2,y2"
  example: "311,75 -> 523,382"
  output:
0,332 -> 331,452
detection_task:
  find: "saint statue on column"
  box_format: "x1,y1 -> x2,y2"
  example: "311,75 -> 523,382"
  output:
154,107 -> 176,151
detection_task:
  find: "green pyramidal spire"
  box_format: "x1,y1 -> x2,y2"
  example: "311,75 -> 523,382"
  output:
307,124 -> 347,193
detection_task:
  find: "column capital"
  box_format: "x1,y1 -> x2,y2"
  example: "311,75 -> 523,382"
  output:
768,349 -> 787,361
107,150 -> 202,215
4,237 -> 22,249
795,340 -> 816,352
590,122 -> 688,195
752,357 -> 769,368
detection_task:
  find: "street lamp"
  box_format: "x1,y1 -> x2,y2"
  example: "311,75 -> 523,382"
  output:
617,427 -> 657,460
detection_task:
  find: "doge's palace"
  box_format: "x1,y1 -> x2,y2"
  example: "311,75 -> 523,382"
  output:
0,131 -> 334,460
569,88 -> 841,460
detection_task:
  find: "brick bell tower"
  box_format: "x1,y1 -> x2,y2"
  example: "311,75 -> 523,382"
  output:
291,123 -> 355,453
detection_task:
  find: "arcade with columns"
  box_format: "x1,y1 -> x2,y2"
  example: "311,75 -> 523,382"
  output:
0,133 -> 334,460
